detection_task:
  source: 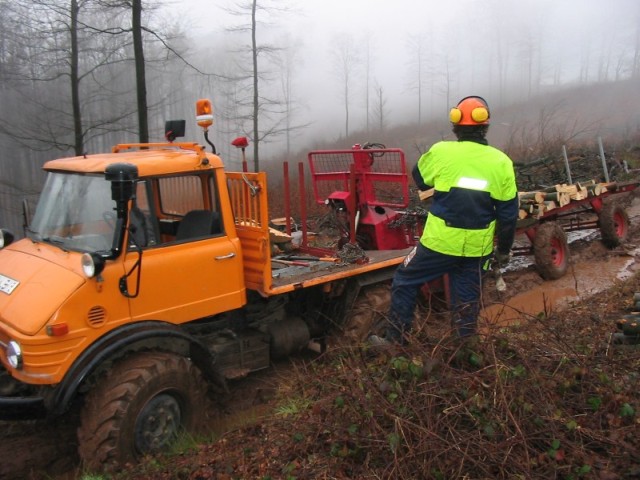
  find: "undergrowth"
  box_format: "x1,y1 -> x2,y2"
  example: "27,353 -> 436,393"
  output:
119,275 -> 640,480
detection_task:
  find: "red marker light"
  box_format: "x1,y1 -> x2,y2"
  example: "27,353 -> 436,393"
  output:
231,136 -> 249,148
46,323 -> 69,337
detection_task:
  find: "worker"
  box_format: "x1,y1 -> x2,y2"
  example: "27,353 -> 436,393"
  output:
373,95 -> 519,346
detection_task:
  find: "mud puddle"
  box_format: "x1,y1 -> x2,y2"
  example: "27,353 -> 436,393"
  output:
482,246 -> 640,329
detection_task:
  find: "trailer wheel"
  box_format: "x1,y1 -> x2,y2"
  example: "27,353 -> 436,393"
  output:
342,284 -> 391,342
78,352 -> 209,472
599,201 -> 630,248
533,222 -> 569,280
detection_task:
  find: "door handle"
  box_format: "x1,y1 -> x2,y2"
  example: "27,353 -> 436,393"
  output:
215,252 -> 236,260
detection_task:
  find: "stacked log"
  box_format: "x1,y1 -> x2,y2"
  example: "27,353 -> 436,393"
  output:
417,181 -> 619,221
518,180 -> 613,219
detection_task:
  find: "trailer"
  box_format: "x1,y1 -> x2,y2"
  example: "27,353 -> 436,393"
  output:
512,181 -> 638,279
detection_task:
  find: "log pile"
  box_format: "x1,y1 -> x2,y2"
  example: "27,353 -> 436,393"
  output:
518,180 -> 612,219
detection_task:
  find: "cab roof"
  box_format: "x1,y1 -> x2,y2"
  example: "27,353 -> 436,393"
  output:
43,143 -> 223,177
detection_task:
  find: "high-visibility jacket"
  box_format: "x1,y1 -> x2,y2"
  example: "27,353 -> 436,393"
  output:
414,140 -> 519,257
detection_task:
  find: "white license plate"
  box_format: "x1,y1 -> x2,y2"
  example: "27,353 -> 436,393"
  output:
0,274 -> 19,295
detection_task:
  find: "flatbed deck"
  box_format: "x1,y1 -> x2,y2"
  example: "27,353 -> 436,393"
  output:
268,247 -> 413,292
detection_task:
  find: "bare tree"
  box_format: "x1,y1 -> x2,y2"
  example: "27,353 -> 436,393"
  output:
405,33 -> 430,126
272,34 -> 309,159
131,0 -> 148,142
362,35 -> 375,134
222,0 -> 296,171
330,33 -> 360,139
371,81 -> 388,133
0,0 -> 141,153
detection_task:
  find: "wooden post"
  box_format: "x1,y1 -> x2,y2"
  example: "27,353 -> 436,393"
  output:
562,145 -> 572,184
598,136 -> 610,183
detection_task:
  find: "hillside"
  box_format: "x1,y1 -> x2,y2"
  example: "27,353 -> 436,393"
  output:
285,78 -> 640,168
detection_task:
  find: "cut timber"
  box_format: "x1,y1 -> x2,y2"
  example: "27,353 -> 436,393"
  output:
556,184 -> 578,195
555,183 -> 587,200
270,217 -> 295,228
519,191 -> 547,204
558,192 -> 571,207
532,205 -> 546,218
543,192 -> 560,202
585,183 -> 608,196
515,179 -> 617,222
269,227 -> 292,244
418,188 -> 435,201
578,179 -> 596,188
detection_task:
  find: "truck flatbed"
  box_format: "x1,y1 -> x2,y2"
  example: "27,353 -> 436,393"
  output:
269,247 -> 412,291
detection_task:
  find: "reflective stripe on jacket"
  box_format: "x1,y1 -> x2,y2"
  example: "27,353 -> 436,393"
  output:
416,140 -> 518,257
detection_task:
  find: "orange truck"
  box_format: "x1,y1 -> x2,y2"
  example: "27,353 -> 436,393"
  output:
0,101 -> 422,469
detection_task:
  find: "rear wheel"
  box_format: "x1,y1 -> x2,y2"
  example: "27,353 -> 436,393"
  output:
533,222 -> 569,280
599,201 -> 630,248
78,352 -> 209,472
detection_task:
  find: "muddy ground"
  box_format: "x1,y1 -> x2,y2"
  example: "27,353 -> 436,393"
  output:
2,197 -> 640,480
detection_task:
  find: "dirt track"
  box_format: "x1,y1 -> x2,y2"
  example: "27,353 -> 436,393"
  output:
2,198 -> 640,480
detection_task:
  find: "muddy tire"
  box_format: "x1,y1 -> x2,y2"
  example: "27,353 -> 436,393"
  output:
599,201 -> 630,248
78,352 -> 209,472
533,221 -> 569,280
342,284 -> 392,342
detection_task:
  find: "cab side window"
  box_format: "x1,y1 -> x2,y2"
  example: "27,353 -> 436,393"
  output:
156,174 -> 222,242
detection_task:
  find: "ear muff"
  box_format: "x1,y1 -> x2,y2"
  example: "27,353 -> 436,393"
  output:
449,107 -> 463,124
470,106 -> 489,123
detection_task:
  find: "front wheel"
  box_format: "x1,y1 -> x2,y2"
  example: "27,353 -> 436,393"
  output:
533,221 -> 569,280
599,201 -> 630,248
78,352 -> 210,472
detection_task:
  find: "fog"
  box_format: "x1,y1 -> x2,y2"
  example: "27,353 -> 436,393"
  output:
0,0 -> 639,235
173,0 -> 640,152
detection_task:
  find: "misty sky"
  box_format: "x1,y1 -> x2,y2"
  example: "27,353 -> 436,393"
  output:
170,0 -> 640,146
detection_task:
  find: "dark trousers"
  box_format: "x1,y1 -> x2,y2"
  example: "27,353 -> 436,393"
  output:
388,243 -> 490,340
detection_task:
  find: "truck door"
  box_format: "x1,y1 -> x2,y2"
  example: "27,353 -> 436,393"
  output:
123,173 -> 246,323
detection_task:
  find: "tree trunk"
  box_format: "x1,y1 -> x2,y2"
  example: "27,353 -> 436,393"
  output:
70,0 -> 83,155
132,0 -> 148,143
251,0 -> 259,172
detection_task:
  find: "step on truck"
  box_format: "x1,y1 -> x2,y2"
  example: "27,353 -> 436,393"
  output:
0,99 -> 425,470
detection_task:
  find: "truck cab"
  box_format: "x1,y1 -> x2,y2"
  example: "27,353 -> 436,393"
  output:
0,140 -> 251,399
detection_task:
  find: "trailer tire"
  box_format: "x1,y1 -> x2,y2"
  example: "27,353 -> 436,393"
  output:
342,284 -> 391,342
599,201 -> 629,248
78,352 -> 209,472
533,222 -> 569,280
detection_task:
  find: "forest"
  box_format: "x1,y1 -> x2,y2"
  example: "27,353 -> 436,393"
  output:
0,0 -> 639,236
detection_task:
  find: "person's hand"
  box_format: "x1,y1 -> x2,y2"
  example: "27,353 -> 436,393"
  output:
494,250 -> 511,268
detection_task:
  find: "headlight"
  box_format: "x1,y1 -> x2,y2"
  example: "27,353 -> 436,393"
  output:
81,252 -> 105,278
6,340 -> 22,369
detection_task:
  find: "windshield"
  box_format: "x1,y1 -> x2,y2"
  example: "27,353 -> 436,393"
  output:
28,172 -> 116,253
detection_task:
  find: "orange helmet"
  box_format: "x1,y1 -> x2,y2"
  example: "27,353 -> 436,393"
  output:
449,96 -> 490,126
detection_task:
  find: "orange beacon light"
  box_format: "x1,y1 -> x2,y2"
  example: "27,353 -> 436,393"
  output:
196,99 -> 214,130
